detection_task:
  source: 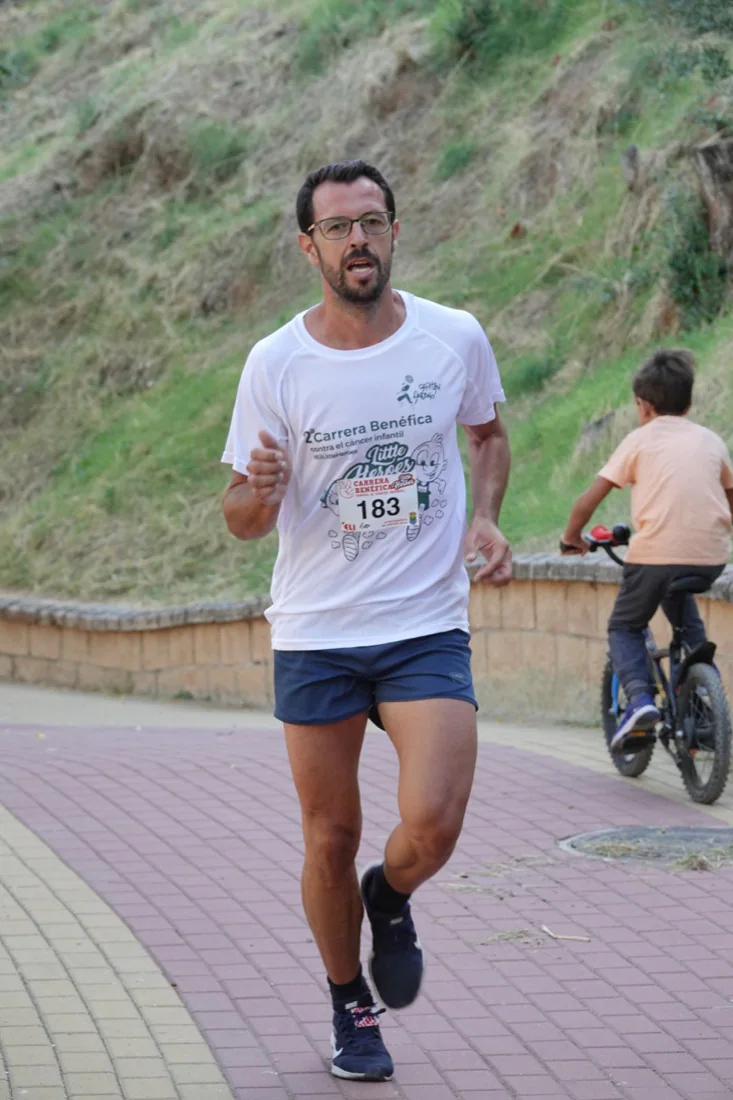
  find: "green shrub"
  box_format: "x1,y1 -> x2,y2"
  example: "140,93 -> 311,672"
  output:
152,213 -> 181,252
655,44 -> 731,88
0,49 -> 38,98
429,0 -> 575,71
296,0 -> 432,73
188,122 -> 250,184
600,41 -> 733,140
701,46 -> 732,86
38,25 -> 63,53
296,0 -> 576,75
689,106 -> 733,136
504,351 -> 563,398
34,8 -> 96,54
662,190 -> 728,329
650,0 -> 733,35
628,0 -> 733,35
163,19 -> 200,51
74,96 -> 99,136
661,44 -> 702,83
434,141 -> 477,180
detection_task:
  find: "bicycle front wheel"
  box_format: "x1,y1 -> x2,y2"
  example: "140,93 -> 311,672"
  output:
678,663 -> 731,805
601,657 -> 654,778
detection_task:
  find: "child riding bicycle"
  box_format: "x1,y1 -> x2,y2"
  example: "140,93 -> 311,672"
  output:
561,348 -> 733,750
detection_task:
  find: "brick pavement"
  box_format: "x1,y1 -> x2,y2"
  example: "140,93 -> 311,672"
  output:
2,721 -> 733,1099
0,803 -> 233,1100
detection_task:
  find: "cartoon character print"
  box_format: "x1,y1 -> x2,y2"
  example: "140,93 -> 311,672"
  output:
406,433 -> 448,542
321,433 -> 448,560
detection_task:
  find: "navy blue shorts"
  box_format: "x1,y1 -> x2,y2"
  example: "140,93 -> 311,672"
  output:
273,629 -> 477,727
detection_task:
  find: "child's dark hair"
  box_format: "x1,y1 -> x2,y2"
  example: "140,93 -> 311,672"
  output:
632,348 -> 695,415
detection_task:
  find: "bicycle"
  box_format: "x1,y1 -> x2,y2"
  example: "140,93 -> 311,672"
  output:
562,524 -> 732,805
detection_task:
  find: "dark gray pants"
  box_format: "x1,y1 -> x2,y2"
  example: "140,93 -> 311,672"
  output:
608,563 -> 725,701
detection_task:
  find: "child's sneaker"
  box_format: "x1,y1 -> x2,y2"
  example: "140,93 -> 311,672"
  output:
610,693 -> 660,752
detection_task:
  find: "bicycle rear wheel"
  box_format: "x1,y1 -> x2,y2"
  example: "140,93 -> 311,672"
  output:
601,657 -> 654,778
678,663 -> 731,805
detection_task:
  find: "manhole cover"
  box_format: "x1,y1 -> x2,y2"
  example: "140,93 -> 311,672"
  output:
560,826 -> 733,868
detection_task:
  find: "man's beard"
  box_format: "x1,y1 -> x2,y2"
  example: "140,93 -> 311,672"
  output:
317,244 -> 393,305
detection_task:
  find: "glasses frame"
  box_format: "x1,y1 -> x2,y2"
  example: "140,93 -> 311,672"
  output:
306,210 -> 395,241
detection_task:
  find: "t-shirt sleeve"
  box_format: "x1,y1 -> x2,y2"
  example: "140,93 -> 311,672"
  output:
457,321 -> 506,426
221,346 -> 289,475
599,432 -> 639,488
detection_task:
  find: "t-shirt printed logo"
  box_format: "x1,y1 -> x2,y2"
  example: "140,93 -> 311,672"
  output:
397,375 -> 441,405
321,433 -> 449,561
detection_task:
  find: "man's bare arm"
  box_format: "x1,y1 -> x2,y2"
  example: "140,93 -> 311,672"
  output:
222,429 -> 290,542
222,473 -> 281,541
462,410 -> 512,585
463,411 -> 510,523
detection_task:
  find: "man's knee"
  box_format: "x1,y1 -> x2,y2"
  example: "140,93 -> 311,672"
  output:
404,808 -> 464,869
303,818 -> 361,879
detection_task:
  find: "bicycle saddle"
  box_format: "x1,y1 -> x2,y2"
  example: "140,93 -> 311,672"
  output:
666,575 -> 712,595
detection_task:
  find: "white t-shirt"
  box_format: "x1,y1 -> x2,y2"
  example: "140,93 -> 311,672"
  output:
222,291 -> 505,650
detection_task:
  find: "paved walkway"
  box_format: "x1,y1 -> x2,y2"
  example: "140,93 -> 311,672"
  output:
0,802 -> 233,1100
2,685 -> 733,1099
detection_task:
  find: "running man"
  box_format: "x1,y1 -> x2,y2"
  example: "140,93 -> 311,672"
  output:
222,160 -> 511,1082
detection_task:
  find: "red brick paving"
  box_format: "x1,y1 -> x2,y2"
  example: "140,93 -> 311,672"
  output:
2,722 -> 733,1099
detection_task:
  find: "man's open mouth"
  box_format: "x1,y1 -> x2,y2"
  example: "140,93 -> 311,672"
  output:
346,257 -> 377,274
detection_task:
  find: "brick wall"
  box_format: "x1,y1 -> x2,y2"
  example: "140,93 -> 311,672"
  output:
2,555 -> 733,724
0,594 -> 274,710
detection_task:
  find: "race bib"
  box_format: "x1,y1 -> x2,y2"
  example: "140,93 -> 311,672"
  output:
337,473 -> 419,532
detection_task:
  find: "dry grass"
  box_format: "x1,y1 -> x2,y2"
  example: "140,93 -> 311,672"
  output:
2,0 -> 733,602
671,846 -> 733,871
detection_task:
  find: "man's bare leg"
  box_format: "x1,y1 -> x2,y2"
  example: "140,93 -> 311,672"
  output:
381,697 -> 477,893
284,711 -> 368,984
360,697 -> 477,1008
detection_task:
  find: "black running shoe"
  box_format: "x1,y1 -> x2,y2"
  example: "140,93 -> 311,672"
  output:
361,863 -> 425,1010
330,997 -> 394,1081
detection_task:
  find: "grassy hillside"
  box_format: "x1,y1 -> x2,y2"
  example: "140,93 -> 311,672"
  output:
2,0 -> 733,604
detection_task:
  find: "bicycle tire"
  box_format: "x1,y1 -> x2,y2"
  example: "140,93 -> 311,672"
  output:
678,663 -> 731,805
601,657 -> 654,778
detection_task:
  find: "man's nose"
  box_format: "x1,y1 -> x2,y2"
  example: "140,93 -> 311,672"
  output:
346,220 -> 368,246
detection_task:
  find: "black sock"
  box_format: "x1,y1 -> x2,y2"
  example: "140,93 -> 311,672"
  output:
368,863 -> 411,915
328,965 -> 369,1008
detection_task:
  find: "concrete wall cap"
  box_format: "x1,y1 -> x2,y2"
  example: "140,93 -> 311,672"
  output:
3,557 -> 733,630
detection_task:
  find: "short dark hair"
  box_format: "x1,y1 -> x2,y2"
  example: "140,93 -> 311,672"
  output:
296,160 -> 396,233
632,348 -> 695,415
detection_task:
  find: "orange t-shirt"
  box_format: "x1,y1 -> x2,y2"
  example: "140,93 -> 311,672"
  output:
599,416 -> 733,565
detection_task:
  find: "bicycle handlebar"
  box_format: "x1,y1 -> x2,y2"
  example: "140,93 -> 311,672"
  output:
559,523 -> 630,567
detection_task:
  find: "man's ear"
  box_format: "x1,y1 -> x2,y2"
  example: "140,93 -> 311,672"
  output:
298,231 -> 321,268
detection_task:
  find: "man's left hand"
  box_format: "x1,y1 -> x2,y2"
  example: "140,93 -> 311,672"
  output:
464,517 -> 512,586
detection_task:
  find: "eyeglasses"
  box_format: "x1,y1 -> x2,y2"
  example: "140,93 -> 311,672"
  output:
307,210 -> 394,241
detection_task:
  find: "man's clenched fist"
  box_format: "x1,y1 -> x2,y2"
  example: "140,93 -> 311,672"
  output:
246,429 -> 291,506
